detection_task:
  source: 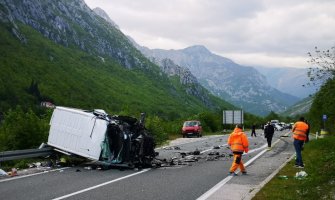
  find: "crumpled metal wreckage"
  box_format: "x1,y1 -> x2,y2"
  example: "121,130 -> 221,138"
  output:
47,107 -> 157,169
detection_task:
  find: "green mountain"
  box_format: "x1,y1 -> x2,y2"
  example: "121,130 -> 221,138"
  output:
0,0 -> 233,119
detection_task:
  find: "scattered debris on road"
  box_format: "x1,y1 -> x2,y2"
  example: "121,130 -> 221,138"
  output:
0,169 -> 8,176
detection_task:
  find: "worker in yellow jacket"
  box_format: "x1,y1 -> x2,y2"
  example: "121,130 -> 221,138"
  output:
292,116 -> 309,168
227,124 -> 249,175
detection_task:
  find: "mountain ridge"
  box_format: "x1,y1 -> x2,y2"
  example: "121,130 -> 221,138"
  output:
134,44 -> 300,116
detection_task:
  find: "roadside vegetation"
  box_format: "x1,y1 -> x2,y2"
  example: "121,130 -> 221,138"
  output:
253,45 -> 335,199
306,46 -> 335,134
253,135 -> 335,200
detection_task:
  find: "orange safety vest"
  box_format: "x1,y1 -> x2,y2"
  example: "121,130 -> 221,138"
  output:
228,128 -> 249,153
292,121 -> 309,141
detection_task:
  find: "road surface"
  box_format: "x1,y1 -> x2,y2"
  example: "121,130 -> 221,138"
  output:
0,129 -> 295,200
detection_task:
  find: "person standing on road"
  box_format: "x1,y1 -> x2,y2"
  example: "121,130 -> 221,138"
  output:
292,116 -> 309,168
264,122 -> 275,149
251,124 -> 256,137
227,124 -> 249,175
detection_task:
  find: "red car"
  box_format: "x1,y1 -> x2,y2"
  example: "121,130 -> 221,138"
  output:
182,120 -> 203,138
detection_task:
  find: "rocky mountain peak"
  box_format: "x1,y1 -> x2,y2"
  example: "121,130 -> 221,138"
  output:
160,58 -> 198,85
183,45 -> 211,55
93,7 -> 119,28
0,0 -> 145,69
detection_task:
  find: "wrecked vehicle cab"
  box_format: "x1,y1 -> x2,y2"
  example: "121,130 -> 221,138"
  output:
47,107 -> 157,168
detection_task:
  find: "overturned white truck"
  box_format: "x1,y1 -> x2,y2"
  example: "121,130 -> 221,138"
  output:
47,106 -> 157,168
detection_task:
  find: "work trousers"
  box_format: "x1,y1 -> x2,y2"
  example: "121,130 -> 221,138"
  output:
294,139 -> 304,166
251,130 -> 256,137
229,153 -> 246,173
266,136 -> 273,147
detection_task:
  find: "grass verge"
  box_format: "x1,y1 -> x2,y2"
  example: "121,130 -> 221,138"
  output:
253,135 -> 335,200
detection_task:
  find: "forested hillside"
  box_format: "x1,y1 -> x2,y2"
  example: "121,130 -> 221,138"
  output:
0,0 -> 238,151
0,23 -> 232,117
308,78 -> 335,133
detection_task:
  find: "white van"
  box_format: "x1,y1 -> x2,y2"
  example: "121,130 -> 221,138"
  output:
47,106 -> 156,168
48,107 -> 108,160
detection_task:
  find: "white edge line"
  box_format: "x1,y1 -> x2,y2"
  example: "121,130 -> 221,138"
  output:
197,176 -> 234,200
196,148 -> 268,200
0,167 -> 70,183
52,168 -> 151,200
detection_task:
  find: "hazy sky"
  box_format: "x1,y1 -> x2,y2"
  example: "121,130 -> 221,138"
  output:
84,0 -> 335,68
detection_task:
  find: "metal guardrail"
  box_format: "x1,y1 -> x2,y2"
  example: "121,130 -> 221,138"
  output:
0,147 -> 54,162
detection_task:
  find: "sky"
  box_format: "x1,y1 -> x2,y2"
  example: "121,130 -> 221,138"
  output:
84,0 -> 335,68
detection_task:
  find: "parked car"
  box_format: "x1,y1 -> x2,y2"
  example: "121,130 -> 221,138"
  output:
182,120 -> 202,138
273,123 -> 284,131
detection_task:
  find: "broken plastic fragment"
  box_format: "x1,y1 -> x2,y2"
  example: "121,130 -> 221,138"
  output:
295,171 -> 308,179
0,169 -> 8,176
278,175 -> 288,180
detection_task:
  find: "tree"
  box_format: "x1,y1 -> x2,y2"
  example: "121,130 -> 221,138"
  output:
264,111 -> 280,122
306,46 -> 335,87
0,106 -> 50,151
306,46 -> 335,134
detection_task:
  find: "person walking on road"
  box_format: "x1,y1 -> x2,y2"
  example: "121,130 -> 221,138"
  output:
264,122 -> 275,149
251,124 -> 256,137
292,116 -> 310,168
227,124 -> 249,176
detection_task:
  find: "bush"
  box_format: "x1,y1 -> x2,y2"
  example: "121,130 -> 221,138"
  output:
146,115 -> 168,145
0,106 -> 51,151
195,112 -> 221,132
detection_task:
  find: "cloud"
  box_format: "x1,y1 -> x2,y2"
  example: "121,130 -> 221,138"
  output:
85,0 -> 335,68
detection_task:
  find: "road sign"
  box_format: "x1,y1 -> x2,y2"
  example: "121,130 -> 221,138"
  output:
223,110 -> 244,124
322,114 -> 327,121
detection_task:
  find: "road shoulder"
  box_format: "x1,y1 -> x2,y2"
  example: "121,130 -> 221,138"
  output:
201,134 -> 295,200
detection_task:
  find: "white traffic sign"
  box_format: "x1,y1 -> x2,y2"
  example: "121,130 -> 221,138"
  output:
223,110 -> 244,124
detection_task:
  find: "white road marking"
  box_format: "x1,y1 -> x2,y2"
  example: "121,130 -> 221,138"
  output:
200,144 -> 228,154
52,168 -> 151,200
0,167 -> 70,183
157,135 -> 224,150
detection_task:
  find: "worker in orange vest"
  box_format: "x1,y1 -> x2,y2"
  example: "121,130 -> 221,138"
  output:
292,116 -> 309,168
227,124 -> 249,175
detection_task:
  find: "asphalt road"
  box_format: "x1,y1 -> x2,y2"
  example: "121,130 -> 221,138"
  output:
0,129 -> 294,200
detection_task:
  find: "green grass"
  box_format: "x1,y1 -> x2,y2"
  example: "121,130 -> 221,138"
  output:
253,135 -> 335,200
